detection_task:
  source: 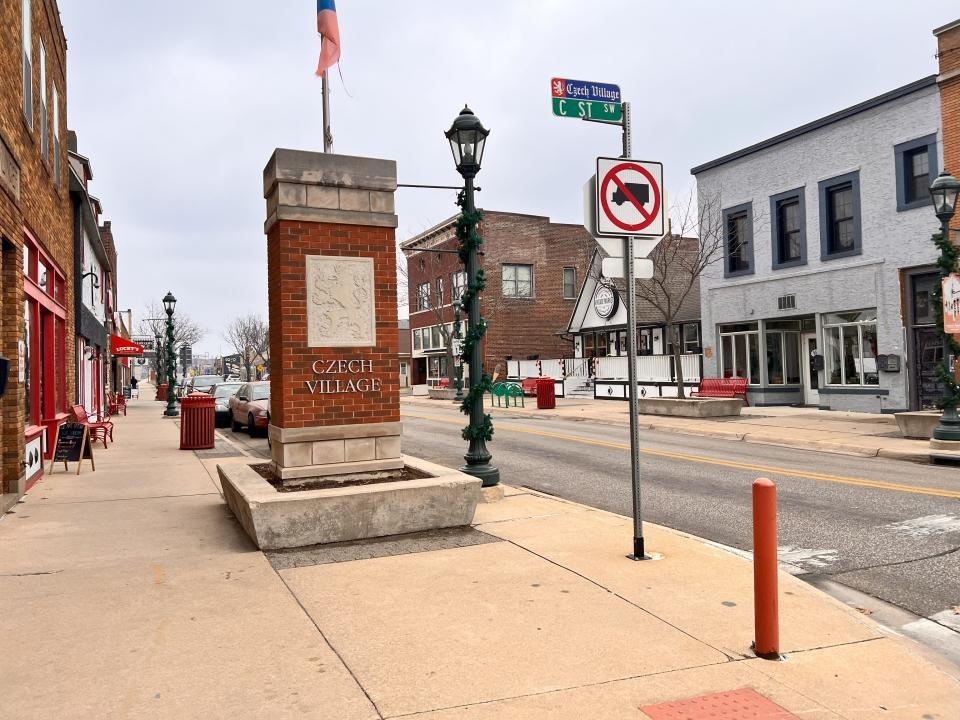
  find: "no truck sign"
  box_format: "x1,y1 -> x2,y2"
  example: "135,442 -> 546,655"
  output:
595,157 -> 664,237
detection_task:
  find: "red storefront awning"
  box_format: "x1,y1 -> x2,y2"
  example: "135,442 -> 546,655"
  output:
111,335 -> 144,357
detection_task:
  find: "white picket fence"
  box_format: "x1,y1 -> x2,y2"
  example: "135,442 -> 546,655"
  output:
594,354 -> 701,383
506,355 -> 700,383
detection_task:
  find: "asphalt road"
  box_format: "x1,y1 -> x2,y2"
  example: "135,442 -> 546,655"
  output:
219,403 -> 960,659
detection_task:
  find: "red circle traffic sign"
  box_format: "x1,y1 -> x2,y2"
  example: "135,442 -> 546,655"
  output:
599,162 -> 661,233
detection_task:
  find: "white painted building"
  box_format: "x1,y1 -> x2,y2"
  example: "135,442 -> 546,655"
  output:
692,76 -> 943,412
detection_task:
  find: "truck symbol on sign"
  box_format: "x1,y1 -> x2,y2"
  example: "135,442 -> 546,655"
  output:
612,182 -> 649,207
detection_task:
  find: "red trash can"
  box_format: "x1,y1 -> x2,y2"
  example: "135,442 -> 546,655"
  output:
536,378 -> 556,409
180,392 -> 216,450
156,383 -> 168,401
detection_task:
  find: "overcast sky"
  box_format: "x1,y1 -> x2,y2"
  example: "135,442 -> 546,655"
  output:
60,1 -> 957,356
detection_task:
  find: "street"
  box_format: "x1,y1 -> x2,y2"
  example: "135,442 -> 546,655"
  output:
222,400 -> 960,661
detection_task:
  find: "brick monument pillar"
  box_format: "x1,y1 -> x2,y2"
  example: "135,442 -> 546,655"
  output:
263,150 -> 401,481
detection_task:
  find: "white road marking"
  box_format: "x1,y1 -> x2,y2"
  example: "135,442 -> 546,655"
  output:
884,514 -> 960,537
776,545 -> 839,573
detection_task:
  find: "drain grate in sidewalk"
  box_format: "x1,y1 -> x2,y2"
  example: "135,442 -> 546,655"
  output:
265,526 -> 501,570
641,688 -> 798,719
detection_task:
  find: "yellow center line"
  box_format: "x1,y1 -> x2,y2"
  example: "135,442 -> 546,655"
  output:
401,411 -> 960,500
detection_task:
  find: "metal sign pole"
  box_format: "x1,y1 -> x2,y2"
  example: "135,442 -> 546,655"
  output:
620,101 -> 645,560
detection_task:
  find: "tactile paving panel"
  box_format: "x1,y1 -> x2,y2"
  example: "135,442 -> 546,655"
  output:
640,688 -> 799,719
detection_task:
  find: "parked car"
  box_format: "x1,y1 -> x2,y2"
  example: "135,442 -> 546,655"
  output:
186,375 -> 219,395
209,382 -> 243,427
228,381 -> 270,436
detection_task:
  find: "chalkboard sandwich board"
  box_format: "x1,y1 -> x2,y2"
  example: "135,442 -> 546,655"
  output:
49,422 -> 95,475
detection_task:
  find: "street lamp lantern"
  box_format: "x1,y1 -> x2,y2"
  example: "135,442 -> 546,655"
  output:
929,170 -> 960,442
163,291 -> 177,316
445,105 -> 489,179
931,171 -> 960,220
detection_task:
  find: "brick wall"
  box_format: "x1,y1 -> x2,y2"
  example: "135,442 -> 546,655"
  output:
0,0 -> 72,506
267,219 -> 399,429
937,20 -> 960,236
404,211 -> 595,378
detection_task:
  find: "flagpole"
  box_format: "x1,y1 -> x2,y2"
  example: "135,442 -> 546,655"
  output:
322,70 -> 333,153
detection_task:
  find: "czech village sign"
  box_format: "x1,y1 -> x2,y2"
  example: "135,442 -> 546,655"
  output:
551,78 -> 622,122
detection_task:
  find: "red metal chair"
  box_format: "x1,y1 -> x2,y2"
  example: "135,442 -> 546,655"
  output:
108,392 -> 127,417
71,405 -> 114,449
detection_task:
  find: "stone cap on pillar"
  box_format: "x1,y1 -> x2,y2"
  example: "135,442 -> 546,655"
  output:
263,149 -> 398,234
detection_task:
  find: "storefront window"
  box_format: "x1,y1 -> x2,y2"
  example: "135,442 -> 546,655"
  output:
823,310 -> 878,386
764,321 -> 801,385
683,324 -> 700,353
23,300 -> 31,423
430,325 -> 441,348
719,323 -> 759,383
413,329 -> 421,350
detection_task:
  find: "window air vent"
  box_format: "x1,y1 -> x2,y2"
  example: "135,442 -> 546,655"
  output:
777,294 -> 796,311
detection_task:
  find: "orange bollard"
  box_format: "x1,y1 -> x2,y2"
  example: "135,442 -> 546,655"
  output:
752,477 -> 780,658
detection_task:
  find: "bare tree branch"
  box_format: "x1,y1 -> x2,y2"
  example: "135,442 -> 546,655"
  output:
223,314 -> 269,381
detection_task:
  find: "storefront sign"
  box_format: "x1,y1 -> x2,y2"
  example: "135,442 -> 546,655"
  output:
944,274 -> 960,334
594,284 -> 619,319
306,358 -> 382,394
110,334 -> 144,356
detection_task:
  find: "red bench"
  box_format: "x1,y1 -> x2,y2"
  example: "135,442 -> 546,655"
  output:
436,378 -> 450,389
521,378 -> 539,396
71,405 -> 114,449
108,392 -> 127,416
690,378 -> 749,405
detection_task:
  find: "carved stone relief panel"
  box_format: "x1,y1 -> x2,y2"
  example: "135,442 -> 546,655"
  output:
306,255 -> 376,347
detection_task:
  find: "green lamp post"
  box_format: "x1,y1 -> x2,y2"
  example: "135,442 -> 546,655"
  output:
452,299 -> 465,403
163,291 -> 179,417
930,171 -> 960,441
154,332 -> 163,386
446,106 -> 499,486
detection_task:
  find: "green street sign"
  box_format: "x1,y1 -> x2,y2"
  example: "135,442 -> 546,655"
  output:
552,97 -> 622,122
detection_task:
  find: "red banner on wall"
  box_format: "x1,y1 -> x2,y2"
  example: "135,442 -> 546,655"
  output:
110,335 -> 144,356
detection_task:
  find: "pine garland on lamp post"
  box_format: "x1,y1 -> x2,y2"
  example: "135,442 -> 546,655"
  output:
929,171 -> 960,441
445,106 -> 499,486
163,291 -> 179,417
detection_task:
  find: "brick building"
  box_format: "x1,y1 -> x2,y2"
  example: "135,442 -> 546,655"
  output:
936,19 -> 960,239
401,211 -> 595,387
1,0 -> 73,511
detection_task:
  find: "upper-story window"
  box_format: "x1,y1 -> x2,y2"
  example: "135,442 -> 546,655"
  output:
722,203 -> 753,277
451,270 -> 466,301
502,264 -> 533,298
22,0 -> 32,128
52,83 -> 60,184
818,171 -> 861,260
435,277 -> 444,306
895,134 -> 938,211
39,39 -> 48,161
416,282 -> 430,311
770,188 -> 806,269
563,267 -> 577,299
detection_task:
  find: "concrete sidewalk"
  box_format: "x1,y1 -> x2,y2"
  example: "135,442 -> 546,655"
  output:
1,395 -> 958,718
403,394 -> 960,464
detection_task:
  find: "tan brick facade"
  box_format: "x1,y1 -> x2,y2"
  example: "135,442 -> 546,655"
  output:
1,0 -> 73,510
937,19 -> 960,238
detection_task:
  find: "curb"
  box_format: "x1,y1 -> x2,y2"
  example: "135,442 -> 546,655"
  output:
400,398 -> 938,465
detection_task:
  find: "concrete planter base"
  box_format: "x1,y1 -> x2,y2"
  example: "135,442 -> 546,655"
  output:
218,455 -> 481,550
638,397 -> 743,418
427,388 -> 457,400
895,411 -> 940,439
